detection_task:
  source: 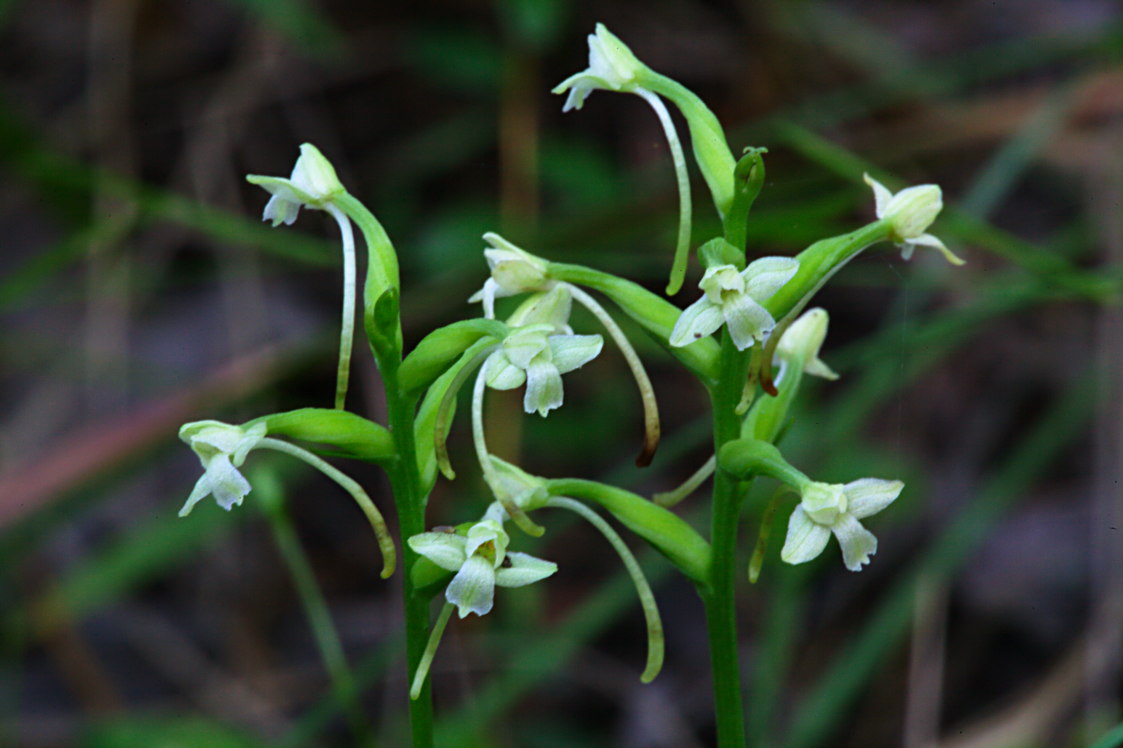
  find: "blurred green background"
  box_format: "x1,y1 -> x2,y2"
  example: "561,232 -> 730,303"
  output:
2,0 -> 1122,746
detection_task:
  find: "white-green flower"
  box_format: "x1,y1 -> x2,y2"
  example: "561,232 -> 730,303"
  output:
247,144 -> 356,409
485,324 -> 603,417
669,257 -> 799,350
409,519 -> 557,618
178,420 -> 267,516
775,307 -> 838,381
247,143 -> 345,227
552,23 -> 647,111
468,233 -> 551,319
552,25 -> 694,295
781,479 -> 904,571
864,173 -> 964,265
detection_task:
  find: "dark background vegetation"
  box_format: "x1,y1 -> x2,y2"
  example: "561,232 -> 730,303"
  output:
2,0 -> 1122,746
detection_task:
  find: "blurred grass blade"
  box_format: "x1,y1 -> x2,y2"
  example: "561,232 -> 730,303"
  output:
1091,722 -> 1123,748
959,84 -> 1076,219
253,466 -> 375,746
16,502 -> 238,643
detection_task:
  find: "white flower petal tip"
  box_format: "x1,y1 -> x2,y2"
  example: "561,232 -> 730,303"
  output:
777,308 -> 838,380
551,24 -> 647,111
177,420 -> 266,516
780,478 -> 903,571
246,143 -> 344,226
669,259 -> 798,350
864,173 -> 962,266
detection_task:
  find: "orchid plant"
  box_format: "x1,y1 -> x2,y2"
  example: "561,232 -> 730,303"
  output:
175,23 -> 960,747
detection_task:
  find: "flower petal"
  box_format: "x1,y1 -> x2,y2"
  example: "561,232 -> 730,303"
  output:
178,474 -> 213,517
502,328 -> 550,370
549,334 -> 603,374
844,478 -> 904,519
907,233 -> 965,266
780,506 -> 832,565
484,351 -> 526,391
722,293 -> 775,350
741,256 -> 799,301
495,552 -> 558,587
523,356 -> 564,416
408,533 -> 468,572
468,278 -> 502,319
445,554 -> 496,618
804,357 -> 840,381
232,423 -> 267,466
205,455 -> 252,510
668,296 -> 724,347
831,514 -> 878,571
465,519 -> 509,563
863,173 -> 893,218
262,194 -> 301,227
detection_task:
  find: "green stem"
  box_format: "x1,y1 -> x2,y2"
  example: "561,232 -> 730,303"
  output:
343,187 -> 433,747
704,332 -> 752,747
380,367 -> 436,748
